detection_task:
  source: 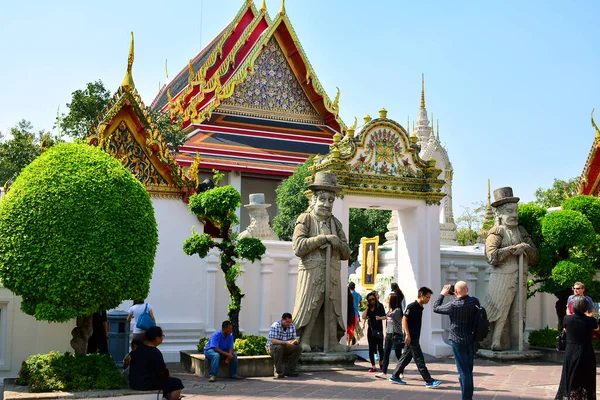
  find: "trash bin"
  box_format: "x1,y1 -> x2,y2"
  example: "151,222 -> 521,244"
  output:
107,310 -> 130,367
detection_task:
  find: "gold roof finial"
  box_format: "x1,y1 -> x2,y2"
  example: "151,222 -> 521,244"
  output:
420,73 -> 425,109
333,87 -> 340,110
122,32 -> 135,91
593,109 -> 600,139
279,0 -> 285,15
260,0 -> 267,12
379,107 -> 388,118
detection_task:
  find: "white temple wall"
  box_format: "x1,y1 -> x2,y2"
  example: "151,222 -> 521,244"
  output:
0,288 -> 73,379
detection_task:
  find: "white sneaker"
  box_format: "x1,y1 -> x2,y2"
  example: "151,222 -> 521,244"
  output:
375,372 -> 388,379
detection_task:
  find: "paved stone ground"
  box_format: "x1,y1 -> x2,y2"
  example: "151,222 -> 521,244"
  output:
6,357 -> 597,400
98,358 -> 576,400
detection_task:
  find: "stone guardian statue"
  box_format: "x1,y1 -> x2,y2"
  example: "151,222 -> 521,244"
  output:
484,187 -> 538,351
292,171 -> 351,352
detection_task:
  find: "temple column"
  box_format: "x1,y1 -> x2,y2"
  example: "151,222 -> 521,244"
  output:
205,250 -> 220,335
259,253 -> 274,335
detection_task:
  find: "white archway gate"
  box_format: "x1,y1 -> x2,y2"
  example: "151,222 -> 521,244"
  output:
308,113 -> 451,355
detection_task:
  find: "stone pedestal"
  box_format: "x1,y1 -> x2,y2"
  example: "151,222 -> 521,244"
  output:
477,348 -> 543,362
298,352 -> 359,372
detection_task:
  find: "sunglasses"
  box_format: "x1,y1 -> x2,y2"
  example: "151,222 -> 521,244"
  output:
368,298 -> 376,302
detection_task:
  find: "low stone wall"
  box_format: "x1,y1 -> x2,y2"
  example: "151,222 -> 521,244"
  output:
530,346 -> 600,364
180,350 -> 274,378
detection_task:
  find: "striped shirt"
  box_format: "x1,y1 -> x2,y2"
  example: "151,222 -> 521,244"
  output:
433,294 -> 480,345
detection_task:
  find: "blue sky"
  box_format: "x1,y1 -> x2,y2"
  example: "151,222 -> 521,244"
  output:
1,0 -> 598,217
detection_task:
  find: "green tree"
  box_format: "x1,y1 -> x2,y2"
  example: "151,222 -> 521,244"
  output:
183,172 -> 266,338
455,203 -> 486,245
520,196 -> 600,326
534,177 -> 579,209
273,157 -> 313,241
0,120 -> 59,186
59,81 -> 111,139
151,110 -> 187,152
0,143 -> 158,355
456,228 -> 478,246
348,208 -> 391,265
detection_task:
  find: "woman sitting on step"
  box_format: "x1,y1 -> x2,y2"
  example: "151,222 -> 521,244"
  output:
129,326 -> 184,400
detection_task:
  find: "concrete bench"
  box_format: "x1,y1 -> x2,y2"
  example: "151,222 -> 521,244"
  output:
180,350 -> 274,377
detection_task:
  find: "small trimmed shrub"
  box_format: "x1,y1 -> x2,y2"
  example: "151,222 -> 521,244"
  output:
235,335 -> 268,356
528,327 -> 559,348
197,337 -> 209,353
16,352 -> 127,392
197,335 -> 268,356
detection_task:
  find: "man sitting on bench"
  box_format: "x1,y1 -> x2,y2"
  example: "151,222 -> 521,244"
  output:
266,313 -> 302,379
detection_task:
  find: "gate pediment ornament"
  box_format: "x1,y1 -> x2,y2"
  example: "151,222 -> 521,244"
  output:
307,115 -> 446,204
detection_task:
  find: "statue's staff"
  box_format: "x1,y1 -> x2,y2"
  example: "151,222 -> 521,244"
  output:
323,243 -> 331,353
518,253 -> 524,352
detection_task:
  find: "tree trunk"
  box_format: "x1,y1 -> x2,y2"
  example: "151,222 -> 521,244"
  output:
70,314 -> 93,356
219,223 -> 245,339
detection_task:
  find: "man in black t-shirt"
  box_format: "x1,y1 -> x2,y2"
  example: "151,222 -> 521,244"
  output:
390,287 -> 441,388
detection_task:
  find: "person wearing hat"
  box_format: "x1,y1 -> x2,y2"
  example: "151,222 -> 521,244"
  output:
291,171 -> 351,352
484,187 -> 538,351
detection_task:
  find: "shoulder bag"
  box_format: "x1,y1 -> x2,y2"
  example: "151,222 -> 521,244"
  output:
136,303 -> 156,331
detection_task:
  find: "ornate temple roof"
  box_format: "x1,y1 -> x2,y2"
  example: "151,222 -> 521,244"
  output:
150,0 -> 345,177
88,33 -> 196,201
578,109 -> 600,195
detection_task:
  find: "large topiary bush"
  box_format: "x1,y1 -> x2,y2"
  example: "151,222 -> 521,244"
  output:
0,143 -> 158,355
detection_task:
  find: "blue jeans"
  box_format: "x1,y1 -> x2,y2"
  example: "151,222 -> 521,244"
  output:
451,341 -> 475,400
204,349 -> 238,377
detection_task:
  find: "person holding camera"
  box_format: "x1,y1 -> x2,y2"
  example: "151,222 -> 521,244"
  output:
433,281 -> 480,400
266,313 -> 302,379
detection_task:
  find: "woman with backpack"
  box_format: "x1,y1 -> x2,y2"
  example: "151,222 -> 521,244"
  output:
128,299 -> 157,341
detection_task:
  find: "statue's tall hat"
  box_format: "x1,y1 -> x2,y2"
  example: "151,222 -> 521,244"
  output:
491,186 -> 520,207
308,171 -> 342,193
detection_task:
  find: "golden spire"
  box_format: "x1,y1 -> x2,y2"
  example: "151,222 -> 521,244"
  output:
279,0 -> 285,15
260,0 -> 267,12
122,32 -> 135,91
593,108 -> 600,139
420,73 -> 425,109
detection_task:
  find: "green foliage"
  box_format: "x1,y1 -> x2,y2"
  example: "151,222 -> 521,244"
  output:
235,237 -> 267,262
0,120 -> 60,186
563,195 -> 600,232
541,210 -> 595,251
518,203 -> 547,246
534,177 -> 579,209
183,232 -> 215,258
150,110 -> 187,152
189,185 -> 241,227
234,335 -> 268,356
348,208 -> 392,265
456,228 -> 478,246
197,337 -> 209,353
527,326 -> 559,348
456,203 -> 485,233
59,81 -> 111,139
552,259 -> 596,287
197,335 -> 268,356
16,352 -> 127,392
273,157 -> 313,240
0,143 -> 157,322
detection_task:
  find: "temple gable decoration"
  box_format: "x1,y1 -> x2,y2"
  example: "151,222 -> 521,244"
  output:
87,32 -> 195,200
308,109 -> 446,204
578,109 -> 600,196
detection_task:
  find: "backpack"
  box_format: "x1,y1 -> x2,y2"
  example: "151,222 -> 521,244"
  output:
472,305 -> 490,342
136,303 -> 156,331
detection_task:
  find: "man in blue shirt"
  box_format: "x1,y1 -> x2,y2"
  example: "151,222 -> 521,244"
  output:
266,313 -> 302,378
567,282 -> 595,316
204,321 -> 244,382
347,282 -> 363,345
